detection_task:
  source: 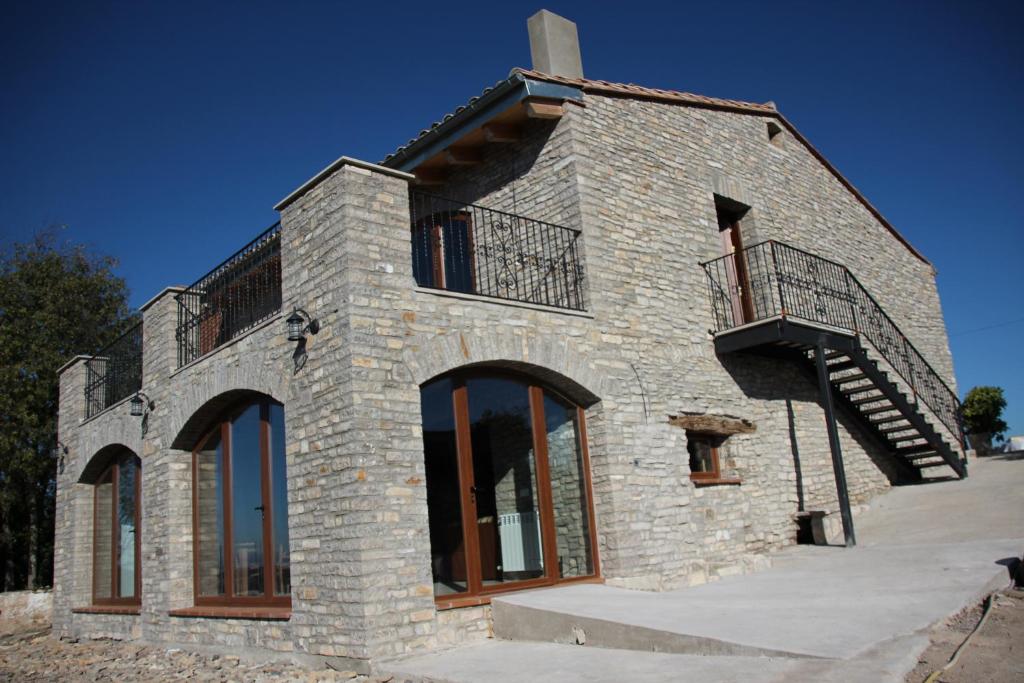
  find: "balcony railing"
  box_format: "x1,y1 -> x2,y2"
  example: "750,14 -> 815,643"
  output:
409,191 -> 586,311
700,240 -> 963,443
85,321 -> 143,418
175,223 -> 282,368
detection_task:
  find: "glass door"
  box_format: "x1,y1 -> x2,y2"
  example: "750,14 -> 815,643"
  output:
421,372 -> 599,605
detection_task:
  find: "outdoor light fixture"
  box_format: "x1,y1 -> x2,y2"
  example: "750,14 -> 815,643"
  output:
286,308 -> 320,343
130,391 -> 153,417
52,440 -> 68,474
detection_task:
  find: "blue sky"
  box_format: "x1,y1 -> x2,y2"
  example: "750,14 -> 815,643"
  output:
2,1 -> 1022,436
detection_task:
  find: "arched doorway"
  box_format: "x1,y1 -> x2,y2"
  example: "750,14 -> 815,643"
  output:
421,370 -> 599,606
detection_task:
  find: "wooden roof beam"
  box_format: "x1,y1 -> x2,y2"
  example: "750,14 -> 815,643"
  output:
413,167 -> 448,186
445,146 -> 483,166
525,99 -> 564,120
483,123 -> 522,143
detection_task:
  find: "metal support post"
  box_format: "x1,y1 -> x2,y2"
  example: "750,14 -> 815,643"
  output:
815,339 -> 857,547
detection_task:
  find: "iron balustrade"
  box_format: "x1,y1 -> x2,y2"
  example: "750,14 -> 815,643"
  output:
410,191 -> 586,311
175,223 -> 282,368
701,240 -> 963,444
85,321 -> 143,418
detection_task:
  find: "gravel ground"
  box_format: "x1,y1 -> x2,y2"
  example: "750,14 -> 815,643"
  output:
906,587 -> 1024,683
0,618 -> 411,683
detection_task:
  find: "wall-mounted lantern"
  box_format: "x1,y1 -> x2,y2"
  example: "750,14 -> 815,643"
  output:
130,391 -> 154,418
286,308 -> 320,343
52,440 -> 68,474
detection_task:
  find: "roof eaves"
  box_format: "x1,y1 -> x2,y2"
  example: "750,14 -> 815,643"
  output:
381,71 -> 584,172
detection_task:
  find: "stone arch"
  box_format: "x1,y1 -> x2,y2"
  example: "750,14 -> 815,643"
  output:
78,443 -> 139,484
401,329 -> 605,405
170,388 -> 281,450
71,412 -> 144,483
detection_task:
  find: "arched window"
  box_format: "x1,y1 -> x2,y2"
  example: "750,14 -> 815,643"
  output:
92,451 -> 141,605
193,397 -> 290,606
421,370 -> 598,606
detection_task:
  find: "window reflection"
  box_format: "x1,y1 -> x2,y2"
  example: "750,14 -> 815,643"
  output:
193,397 -> 290,605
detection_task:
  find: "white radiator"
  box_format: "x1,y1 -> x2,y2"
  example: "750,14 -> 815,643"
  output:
498,510 -> 543,572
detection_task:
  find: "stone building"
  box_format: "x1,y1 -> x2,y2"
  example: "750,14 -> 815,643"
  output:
52,10 -> 965,673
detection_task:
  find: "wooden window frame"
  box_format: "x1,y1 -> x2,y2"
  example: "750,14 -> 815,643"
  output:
191,398 -> 290,608
687,431 -> 741,486
429,370 -> 602,610
91,454 -> 142,607
412,211 -> 477,293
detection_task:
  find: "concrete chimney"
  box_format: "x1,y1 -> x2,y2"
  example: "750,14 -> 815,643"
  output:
527,10 -> 584,79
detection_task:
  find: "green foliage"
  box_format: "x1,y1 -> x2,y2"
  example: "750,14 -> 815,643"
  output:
961,386 -> 1008,442
0,229 -> 134,589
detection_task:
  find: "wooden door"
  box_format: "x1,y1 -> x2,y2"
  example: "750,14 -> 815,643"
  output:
718,207 -> 755,325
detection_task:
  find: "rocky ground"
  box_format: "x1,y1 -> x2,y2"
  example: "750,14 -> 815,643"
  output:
906,587 -> 1024,683
0,618 -> 412,683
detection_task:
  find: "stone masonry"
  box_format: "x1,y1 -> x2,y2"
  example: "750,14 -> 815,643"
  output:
53,75 -> 961,671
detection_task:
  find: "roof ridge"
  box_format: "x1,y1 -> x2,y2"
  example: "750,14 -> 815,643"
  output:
510,67 -> 777,113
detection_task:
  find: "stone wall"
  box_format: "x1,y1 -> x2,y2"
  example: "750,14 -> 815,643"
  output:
0,590 -> 52,621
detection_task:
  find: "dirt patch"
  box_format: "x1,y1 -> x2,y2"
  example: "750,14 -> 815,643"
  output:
906,588 -> 1024,683
0,617 -> 418,682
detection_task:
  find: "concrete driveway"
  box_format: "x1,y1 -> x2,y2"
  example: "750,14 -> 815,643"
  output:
381,454 -> 1023,682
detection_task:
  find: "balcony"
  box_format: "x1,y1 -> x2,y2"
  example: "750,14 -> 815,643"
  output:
85,322 -> 143,418
409,191 -> 586,312
175,223 -> 282,368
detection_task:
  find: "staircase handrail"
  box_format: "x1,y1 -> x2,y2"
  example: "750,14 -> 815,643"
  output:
700,240 -> 964,446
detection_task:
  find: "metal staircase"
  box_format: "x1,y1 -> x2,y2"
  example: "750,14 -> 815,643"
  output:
808,344 -> 964,480
701,241 -> 967,483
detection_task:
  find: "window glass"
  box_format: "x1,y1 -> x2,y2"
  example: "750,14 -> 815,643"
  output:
467,377 -> 543,584
441,216 -> 474,293
687,435 -> 717,475
92,453 -> 140,604
269,403 -> 290,596
193,397 -> 289,604
421,377 -> 468,596
196,429 -> 225,596
94,473 -> 113,600
230,403 -> 265,597
117,458 -> 137,598
543,392 -> 593,578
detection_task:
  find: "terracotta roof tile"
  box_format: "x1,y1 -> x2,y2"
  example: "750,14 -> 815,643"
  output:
511,67 -> 777,113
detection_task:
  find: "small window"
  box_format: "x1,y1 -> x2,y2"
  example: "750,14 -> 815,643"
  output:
93,453 -> 141,605
766,121 -> 784,149
687,432 -> 722,480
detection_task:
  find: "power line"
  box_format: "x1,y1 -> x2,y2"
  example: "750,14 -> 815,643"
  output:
950,316 -> 1024,337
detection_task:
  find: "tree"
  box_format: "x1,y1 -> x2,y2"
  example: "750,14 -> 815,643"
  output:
0,230 -> 134,590
961,386 -> 1008,450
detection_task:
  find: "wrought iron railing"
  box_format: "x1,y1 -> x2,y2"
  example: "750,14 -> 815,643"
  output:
409,192 -> 586,311
175,223 -> 282,368
85,321 -> 143,418
701,240 -> 963,444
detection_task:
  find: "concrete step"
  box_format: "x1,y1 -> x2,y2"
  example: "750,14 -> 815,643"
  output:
491,593 -> 808,658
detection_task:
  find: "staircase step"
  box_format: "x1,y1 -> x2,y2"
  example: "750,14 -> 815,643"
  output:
850,394 -> 887,406
905,452 -> 941,460
879,425 -> 916,436
826,360 -> 858,372
897,444 -> 937,456
871,414 -> 910,426
824,351 -> 846,361
833,372 -> 869,384
863,404 -> 902,416
889,433 -> 925,445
